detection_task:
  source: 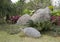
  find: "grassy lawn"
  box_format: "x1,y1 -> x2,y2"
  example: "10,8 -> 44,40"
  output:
0,24 -> 60,42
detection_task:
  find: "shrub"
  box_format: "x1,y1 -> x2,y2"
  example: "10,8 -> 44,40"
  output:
51,16 -> 60,25
50,10 -> 60,26
48,6 -> 54,11
10,16 -> 20,24
27,20 -> 53,31
23,9 -> 35,15
51,26 -> 60,36
51,10 -> 60,16
0,18 -> 6,24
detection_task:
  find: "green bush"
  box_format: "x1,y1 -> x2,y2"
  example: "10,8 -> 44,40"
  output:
27,20 -> 53,31
23,9 -> 35,15
0,18 -> 6,24
51,10 -> 60,16
51,26 -> 60,36
48,6 -> 54,11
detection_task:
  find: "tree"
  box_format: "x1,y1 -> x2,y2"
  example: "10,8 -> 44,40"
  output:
0,0 -> 12,17
16,0 -> 25,15
24,0 -> 52,10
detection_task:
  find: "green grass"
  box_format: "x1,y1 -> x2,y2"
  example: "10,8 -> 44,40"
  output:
0,31 -> 60,42
0,24 -> 60,42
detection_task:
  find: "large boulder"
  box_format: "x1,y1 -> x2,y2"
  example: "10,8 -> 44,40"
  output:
20,27 -> 41,38
16,14 -> 31,25
31,7 -> 51,23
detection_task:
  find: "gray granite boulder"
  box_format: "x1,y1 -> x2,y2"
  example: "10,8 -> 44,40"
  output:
20,27 -> 41,38
16,14 -> 31,25
31,7 -> 51,23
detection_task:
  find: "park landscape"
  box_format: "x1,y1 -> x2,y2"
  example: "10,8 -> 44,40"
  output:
0,0 -> 60,42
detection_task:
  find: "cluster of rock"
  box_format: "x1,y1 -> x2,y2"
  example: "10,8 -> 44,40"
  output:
16,7 -> 51,25
16,7 -> 51,38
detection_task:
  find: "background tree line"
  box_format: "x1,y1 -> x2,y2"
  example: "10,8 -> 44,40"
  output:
0,0 -> 52,18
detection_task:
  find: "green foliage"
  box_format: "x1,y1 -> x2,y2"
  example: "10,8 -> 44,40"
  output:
27,20 -> 53,31
23,9 -> 31,14
0,0 -> 52,17
48,6 -> 54,11
0,0 -> 12,17
51,10 -> 60,16
0,18 -> 6,24
25,0 -> 51,10
0,0 -> 25,17
23,9 -> 35,15
51,26 -> 60,36
16,0 -> 25,15
27,20 -> 37,27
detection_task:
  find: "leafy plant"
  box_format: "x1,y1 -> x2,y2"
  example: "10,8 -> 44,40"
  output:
23,9 -> 35,15
51,10 -> 60,16
48,6 -> 54,11
27,20 -> 53,31
23,9 -> 31,14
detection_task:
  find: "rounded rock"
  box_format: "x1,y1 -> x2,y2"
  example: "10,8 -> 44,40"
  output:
31,7 -> 51,23
16,14 -> 31,25
20,27 -> 41,38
